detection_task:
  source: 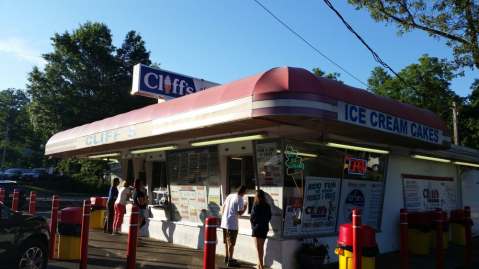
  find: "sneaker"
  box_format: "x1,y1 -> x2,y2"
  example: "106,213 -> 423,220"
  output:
224,257 -> 228,264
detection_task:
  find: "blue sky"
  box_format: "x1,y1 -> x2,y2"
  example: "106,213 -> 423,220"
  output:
0,0 -> 476,97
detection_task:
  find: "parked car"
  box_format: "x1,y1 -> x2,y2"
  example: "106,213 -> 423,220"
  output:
3,168 -> 25,181
22,168 -> 48,181
0,202 -> 50,269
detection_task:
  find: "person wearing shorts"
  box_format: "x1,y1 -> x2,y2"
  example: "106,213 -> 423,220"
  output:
220,185 -> 247,267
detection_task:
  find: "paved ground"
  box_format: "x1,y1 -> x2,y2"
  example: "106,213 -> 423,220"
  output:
48,230 -> 255,269
48,229 -> 479,269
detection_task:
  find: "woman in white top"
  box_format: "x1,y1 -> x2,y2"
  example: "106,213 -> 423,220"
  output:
113,181 -> 131,233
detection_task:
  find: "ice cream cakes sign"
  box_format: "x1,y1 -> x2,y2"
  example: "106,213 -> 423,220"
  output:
131,64 -> 219,100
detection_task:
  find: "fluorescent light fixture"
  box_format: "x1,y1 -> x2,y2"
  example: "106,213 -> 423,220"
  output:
325,142 -> 389,154
411,154 -> 451,163
191,134 -> 266,147
88,152 -> 120,159
130,145 -> 177,155
453,161 -> 479,168
277,150 -> 318,158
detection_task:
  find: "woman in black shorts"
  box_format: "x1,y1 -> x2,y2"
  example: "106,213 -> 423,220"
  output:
250,189 -> 271,269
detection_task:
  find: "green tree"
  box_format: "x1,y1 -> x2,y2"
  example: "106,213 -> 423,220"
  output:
460,79 -> 479,148
312,68 -> 342,81
367,55 -> 462,131
348,0 -> 479,69
0,89 -> 42,168
27,22 -> 155,141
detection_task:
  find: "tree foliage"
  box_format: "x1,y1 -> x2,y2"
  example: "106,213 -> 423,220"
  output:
348,0 -> 479,69
27,22 -> 156,141
367,54 -> 462,133
460,79 -> 479,148
0,89 -> 43,168
312,67 -> 342,81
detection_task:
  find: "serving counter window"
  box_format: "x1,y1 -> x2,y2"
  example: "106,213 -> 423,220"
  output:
167,147 -> 220,223
280,141 -> 388,237
282,142 -> 344,237
338,150 -> 387,230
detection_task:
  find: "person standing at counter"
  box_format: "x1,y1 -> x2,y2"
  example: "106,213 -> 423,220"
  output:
104,177 -> 120,234
221,185 -> 247,267
250,189 -> 271,269
133,179 -> 148,230
113,181 -> 131,234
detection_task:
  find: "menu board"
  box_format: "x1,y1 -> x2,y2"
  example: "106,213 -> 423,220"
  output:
283,177 -> 340,236
256,141 -> 283,186
170,185 -> 208,223
403,176 -> 457,212
338,179 -> 384,229
167,147 -> 219,185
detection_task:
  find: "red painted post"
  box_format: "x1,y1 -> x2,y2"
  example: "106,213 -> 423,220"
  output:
0,188 -> 5,203
12,189 -> 20,211
80,200 -> 91,269
400,208 -> 409,269
435,209 -> 444,269
352,208 -> 362,269
127,205 -> 139,269
203,216 -> 219,269
29,191 -> 36,215
49,195 -> 60,259
464,206 -> 472,267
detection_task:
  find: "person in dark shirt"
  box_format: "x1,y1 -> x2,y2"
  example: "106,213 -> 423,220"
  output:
104,177 -> 120,234
132,179 -> 148,229
250,189 -> 272,269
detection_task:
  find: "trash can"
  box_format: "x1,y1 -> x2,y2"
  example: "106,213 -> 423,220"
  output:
450,209 -> 473,246
431,211 -> 449,249
335,223 -> 378,269
90,196 -> 107,229
407,211 -> 433,255
56,207 -> 82,260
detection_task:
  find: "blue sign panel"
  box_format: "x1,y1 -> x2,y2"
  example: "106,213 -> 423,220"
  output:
131,64 -> 219,100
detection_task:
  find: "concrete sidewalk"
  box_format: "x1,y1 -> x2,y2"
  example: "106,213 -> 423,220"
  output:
48,230 -> 255,269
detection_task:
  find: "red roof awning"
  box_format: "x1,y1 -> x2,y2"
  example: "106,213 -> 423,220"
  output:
46,67 -> 450,156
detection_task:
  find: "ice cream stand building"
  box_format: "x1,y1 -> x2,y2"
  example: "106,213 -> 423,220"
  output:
45,65 -> 479,268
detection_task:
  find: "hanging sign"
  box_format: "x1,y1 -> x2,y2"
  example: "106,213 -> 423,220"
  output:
131,64 -> 219,100
347,157 -> 368,176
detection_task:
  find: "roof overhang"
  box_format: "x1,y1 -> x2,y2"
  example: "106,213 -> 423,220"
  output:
45,67 -> 451,157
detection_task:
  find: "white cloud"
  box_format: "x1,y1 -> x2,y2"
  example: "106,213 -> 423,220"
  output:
0,37 -> 46,66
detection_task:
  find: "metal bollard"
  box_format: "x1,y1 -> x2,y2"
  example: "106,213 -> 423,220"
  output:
127,205 -> 139,269
0,188 -> 5,203
49,195 -> 60,259
12,189 -> 20,211
203,216 -> 219,269
29,191 -> 36,215
464,206 -> 472,267
80,200 -> 91,269
352,208 -> 362,269
435,209 -> 444,269
400,208 -> 409,269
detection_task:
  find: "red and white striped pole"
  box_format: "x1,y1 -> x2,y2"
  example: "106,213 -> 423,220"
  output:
0,188 -> 5,203
11,189 -> 20,211
49,195 -> 60,259
80,200 -> 91,269
352,208 -> 362,269
127,205 -> 139,269
29,191 -> 36,215
203,216 -> 219,269
435,209 -> 444,269
400,208 -> 409,269
464,206 -> 472,267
